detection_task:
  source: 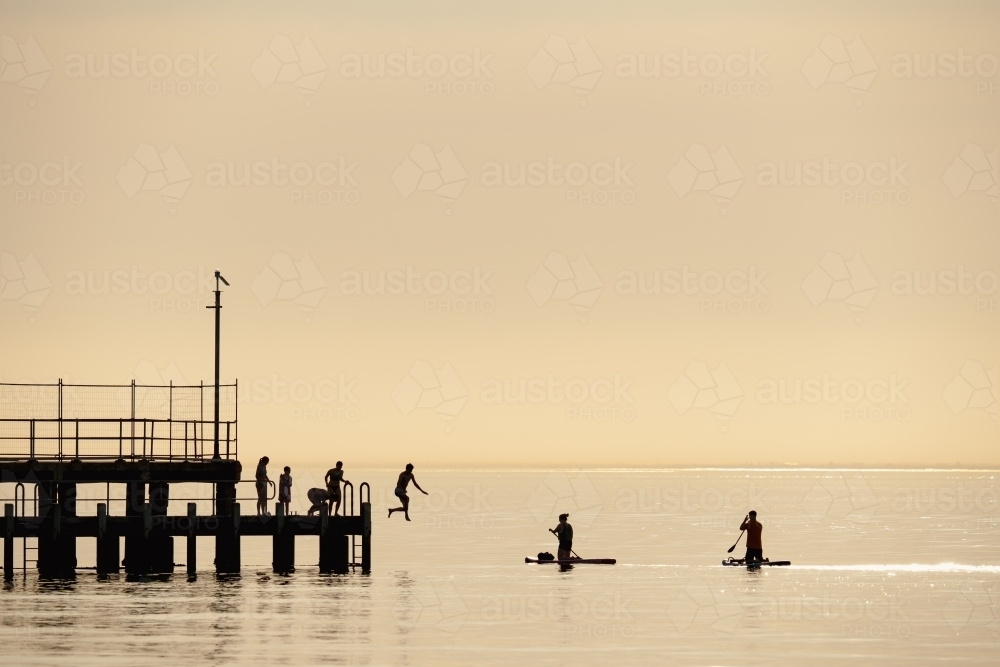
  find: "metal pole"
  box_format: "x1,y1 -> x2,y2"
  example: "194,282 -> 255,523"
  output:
58,378 -> 63,460
206,270 -> 228,460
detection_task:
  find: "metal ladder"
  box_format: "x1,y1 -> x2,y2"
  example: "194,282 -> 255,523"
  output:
14,482 -> 38,574
350,483 -> 370,567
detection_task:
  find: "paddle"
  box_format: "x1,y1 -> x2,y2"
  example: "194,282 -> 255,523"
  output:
726,529 -> 745,554
550,528 -> 582,560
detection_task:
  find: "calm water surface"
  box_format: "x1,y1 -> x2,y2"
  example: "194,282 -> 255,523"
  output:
2,469 -> 998,665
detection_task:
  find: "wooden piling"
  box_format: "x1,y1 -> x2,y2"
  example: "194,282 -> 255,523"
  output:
272,503 -> 294,573
319,504 -> 349,574
148,481 -> 174,573
38,483 -> 75,578
4,504 -> 13,582
96,503 -> 120,575
60,483 -> 78,573
124,481 -> 146,575
361,501 -> 371,574
186,503 -> 197,577
215,502 -> 241,575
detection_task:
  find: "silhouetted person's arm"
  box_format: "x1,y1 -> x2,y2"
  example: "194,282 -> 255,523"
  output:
410,475 -> 429,495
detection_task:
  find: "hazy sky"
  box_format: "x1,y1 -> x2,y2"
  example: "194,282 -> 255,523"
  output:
1,1 -> 997,467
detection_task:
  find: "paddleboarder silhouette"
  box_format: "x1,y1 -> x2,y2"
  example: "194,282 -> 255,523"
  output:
740,510 -> 764,563
549,513 -> 576,560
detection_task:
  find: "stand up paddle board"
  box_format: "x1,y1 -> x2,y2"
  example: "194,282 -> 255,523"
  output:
722,558 -> 790,567
525,557 -> 616,565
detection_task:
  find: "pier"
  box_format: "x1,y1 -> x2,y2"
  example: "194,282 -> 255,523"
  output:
1,381 -> 372,579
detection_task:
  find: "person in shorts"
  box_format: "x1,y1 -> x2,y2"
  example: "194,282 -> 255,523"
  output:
550,513 -> 574,560
740,510 -> 764,563
325,461 -> 350,516
387,463 -> 428,521
278,466 -> 292,515
255,456 -> 270,516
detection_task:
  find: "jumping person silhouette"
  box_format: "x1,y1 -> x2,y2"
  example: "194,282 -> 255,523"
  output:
387,463 -> 427,521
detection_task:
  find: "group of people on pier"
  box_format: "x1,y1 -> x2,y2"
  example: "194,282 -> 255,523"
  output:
253,458 -> 427,520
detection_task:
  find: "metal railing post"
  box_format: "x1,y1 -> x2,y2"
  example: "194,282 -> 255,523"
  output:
131,380 -> 136,461
58,378 -> 63,460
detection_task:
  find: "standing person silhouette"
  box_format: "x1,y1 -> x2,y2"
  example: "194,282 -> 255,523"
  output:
550,513 -> 574,560
387,463 -> 427,521
740,510 -> 764,563
278,466 -> 292,515
324,461 -> 350,516
255,456 -> 270,516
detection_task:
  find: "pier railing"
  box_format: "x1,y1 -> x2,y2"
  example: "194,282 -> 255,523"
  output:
0,380 -> 237,461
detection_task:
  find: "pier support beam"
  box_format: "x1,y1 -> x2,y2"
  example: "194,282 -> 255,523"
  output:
272,503 -> 294,573
216,502 -> 240,575
96,503 -> 120,575
148,481 -> 174,573
124,481 -> 147,575
4,504 -> 13,582
319,505 -> 349,574
38,481 -> 75,578
361,501 -> 371,575
186,503 -> 197,577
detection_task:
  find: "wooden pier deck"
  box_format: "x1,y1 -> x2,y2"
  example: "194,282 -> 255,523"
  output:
2,460 -> 371,580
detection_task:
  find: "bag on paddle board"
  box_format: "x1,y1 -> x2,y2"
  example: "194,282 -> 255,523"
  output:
537,552 -> 555,561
